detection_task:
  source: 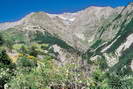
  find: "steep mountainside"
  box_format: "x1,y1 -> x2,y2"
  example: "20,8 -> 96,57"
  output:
0,5 -> 125,51
0,3 -> 133,73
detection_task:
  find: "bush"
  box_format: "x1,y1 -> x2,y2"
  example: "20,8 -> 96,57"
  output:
0,35 -> 4,45
29,45 -> 38,57
6,57 -> 133,89
7,58 -> 89,89
88,68 -> 133,89
41,43 -> 49,50
107,73 -> 133,89
0,49 -> 11,65
88,68 -> 110,89
0,50 -> 15,89
0,67 -> 12,89
16,56 -> 37,68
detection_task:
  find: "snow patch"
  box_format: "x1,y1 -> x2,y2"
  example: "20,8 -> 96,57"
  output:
47,12 -> 79,25
58,15 -> 76,22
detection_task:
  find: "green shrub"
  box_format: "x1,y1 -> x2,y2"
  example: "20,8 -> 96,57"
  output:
88,68 -> 110,89
41,43 -> 49,50
29,45 -> 38,57
88,68 -> 133,89
20,45 -> 28,54
13,44 -> 24,51
0,50 -> 15,89
107,73 -> 133,89
0,67 -> 12,89
0,49 -> 11,65
16,56 -> 37,68
0,35 -> 4,46
7,58 -> 89,89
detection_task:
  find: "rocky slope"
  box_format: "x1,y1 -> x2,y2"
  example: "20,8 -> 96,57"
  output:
0,3 -> 133,73
0,5 -> 124,51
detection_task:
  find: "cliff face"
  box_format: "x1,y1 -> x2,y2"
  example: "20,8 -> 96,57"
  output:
0,3 -> 133,71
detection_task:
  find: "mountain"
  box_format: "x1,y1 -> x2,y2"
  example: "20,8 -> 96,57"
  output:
0,2 -> 133,74
1,2 -> 133,89
0,5 -> 125,52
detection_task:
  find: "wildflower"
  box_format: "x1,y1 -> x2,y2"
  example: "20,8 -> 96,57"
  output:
27,56 -> 35,59
19,53 -> 23,57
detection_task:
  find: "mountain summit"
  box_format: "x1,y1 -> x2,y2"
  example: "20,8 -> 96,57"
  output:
0,6 -> 124,50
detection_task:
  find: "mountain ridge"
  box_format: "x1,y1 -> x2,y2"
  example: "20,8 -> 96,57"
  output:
0,5 -> 125,51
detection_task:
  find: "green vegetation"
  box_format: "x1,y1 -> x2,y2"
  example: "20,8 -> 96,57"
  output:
0,28 -> 132,89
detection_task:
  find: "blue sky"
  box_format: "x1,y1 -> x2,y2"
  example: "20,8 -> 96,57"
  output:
0,0 -> 132,22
